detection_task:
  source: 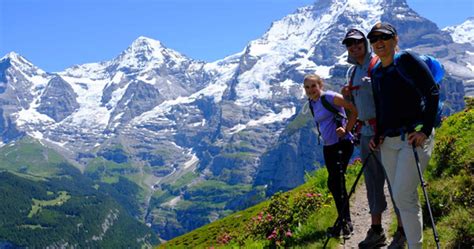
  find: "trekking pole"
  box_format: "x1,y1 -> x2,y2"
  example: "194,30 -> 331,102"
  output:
322,151 -> 375,248
412,145 -> 441,249
337,149 -> 348,246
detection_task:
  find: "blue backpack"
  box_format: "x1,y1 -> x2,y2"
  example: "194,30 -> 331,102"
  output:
372,52 -> 445,127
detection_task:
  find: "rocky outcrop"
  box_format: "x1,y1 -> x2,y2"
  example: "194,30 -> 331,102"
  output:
37,76 -> 79,122
108,81 -> 163,129
254,112 -> 324,195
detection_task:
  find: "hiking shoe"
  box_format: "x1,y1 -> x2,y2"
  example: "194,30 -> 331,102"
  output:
342,222 -> 353,239
358,228 -> 387,248
326,225 -> 341,238
387,230 -> 407,249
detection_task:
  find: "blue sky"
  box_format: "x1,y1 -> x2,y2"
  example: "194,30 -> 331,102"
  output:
1,0 -> 473,72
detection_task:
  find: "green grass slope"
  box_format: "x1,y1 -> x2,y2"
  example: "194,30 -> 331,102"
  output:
0,170 -> 158,248
0,137 -> 158,247
0,136 -> 66,178
158,165 -> 362,249
421,98 -> 473,248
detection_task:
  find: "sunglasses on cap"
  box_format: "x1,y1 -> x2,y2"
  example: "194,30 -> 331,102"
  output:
369,34 -> 393,44
344,39 -> 364,47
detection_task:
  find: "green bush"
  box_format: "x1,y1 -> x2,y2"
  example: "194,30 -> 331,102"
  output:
424,105 -> 474,248
428,207 -> 474,248
432,109 -> 473,177
425,172 -> 474,221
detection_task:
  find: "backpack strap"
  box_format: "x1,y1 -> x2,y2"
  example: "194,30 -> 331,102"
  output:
367,55 -> 380,78
321,95 -> 341,116
308,95 -> 347,145
393,52 -> 424,96
308,98 -> 315,117
347,55 -> 379,91
307,98 -> 322,145
347,66 -> 357,90
321,95 -> 347,128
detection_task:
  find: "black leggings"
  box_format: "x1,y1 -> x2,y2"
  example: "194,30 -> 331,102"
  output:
323,139 -> 354,223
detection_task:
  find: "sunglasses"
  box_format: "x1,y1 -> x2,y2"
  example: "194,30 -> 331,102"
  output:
369,34 -> 393,43
344,39 -> 364,47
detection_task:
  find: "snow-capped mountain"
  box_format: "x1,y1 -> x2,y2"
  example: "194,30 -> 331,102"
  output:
0,0 -> 470,240
443,17 -> 474,45
442,17 -> 474,96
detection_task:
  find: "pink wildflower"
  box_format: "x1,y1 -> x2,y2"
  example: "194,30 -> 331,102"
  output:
266,214 -> 273,221
267,229 -> 277,240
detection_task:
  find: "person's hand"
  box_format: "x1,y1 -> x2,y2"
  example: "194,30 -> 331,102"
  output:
336,127 -> 346,138
341,86 -> 351,97
408,131 -> 427,147
369,136 -> 383,151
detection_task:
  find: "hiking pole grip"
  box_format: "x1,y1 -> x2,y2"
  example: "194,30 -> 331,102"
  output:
412,145 -> 440,249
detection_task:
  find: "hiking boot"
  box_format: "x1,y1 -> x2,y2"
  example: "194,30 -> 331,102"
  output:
342,222 -> 353,239
326,225 -> 341,238
358,228 -> 387,248
387,230 -> 407,249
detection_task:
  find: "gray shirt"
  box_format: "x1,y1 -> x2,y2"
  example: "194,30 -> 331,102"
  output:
346,52 -> 377,136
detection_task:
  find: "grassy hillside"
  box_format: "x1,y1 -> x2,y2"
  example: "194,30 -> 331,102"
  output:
421,98 -> 473,248
159,98 -> 474,249
158,164 -> 362,248
0,137 -> 158,247
0,137 -> 66,178
0,170 -> 157,248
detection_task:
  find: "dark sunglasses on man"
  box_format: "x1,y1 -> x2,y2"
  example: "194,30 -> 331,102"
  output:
369,34 -> 393,44
344,39 -> 364,47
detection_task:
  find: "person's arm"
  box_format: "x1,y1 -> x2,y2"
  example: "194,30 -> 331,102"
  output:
401,52 -> 439,145
369,72 -> 383,150
333,94 -> 357,137
341,66 -> 355,99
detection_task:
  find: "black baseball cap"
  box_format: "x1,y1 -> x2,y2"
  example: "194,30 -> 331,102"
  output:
342,29 -> 365,45
367,22 -> 397,39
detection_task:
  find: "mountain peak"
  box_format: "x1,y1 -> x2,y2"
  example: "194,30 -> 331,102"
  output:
126,36 -> 166,59
1,52 -> 28,65
1,51 -> 19,60
131,36 -> 164,49
112,36 -> 190,71
0,51 -> 46,76
443,17 -> 474,44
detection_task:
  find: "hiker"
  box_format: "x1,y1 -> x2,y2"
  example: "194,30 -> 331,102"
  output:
304,74 -> 357,238
340,28 -> 405,248
368,22 -> 439,249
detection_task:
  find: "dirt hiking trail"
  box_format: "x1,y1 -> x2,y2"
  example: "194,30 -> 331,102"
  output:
336,182 -> 395,249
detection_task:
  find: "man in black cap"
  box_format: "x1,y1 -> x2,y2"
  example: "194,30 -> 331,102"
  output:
341,28 -> 401,248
